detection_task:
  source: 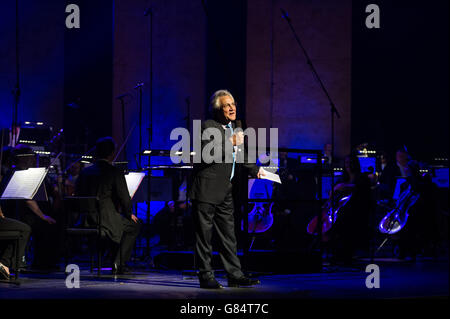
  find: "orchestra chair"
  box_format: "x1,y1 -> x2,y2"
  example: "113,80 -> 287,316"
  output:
0,230 -> 21,284
63,196 -> 104,277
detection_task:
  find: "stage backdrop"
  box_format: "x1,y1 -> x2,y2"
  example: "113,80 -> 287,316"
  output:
246,0 -> 352,159
1,0 -> 352,164
0,1 -> 64,131
112,0 -> 207,166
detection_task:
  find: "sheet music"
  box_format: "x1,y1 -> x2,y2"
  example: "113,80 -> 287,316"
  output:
260,168 -> 282,184
124,172 -> 145,199
1,167 -> 47,199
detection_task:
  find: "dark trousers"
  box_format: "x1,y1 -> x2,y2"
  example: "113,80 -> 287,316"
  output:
22,213 -> 58,268
0,217 -> 31,268
192,184 -> 244,280
113,217 -> 141,266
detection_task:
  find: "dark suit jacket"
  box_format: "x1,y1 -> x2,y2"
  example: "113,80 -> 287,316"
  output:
75,160 -> 132,243
378,162 -> 402,197
189,119 -> 259,205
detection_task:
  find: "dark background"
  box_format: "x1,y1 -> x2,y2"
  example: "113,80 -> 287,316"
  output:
351,0 -> 449,160
0,0 -> 448,162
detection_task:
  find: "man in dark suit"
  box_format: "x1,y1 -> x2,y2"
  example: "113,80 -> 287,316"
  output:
378,149 -> 410,198
189,90 -> 264,289
75,137 -> 140,274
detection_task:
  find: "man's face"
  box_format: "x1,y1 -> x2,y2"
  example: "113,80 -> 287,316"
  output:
218,95 -> 236,122
396,151 -> 409,166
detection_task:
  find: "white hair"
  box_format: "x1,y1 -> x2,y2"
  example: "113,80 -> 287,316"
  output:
209,89 -> 234,118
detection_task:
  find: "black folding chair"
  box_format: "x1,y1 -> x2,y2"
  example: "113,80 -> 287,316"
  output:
63,196 -> 103,276
0,231 -> 21,284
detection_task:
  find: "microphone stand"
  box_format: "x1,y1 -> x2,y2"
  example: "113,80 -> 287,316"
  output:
134,82 -> 145,263
144,7 -> 154,262
281,8 -> 341,268
117,94 -> 128,161
134,82 -> 144,168
11,0 -> 20,147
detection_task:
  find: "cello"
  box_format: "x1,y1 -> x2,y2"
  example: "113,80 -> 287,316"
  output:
242,178 -> 274,235
375,159 -> 423,253
378,183 -> 420,235
306,154 -> 362,240
306,191 -> 352,241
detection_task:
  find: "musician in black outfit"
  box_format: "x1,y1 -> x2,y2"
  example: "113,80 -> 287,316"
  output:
0,145 -> 58,270
75,137 -> 140,274
330,154 -> 372,264
378,149 -> 410,198
396,161 -> 439,259
189,90 -> 264,288
0,205 -> 31,279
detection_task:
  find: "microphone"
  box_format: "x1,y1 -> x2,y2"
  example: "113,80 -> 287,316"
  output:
280,8 -> 291,22
234,120 -> 244,153
134,82 -> 144,89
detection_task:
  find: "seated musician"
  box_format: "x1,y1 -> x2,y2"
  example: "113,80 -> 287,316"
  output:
329,154 -> 372,264
0,205 -> 31,279
65,161 -> 83,196
378,149 -> 410,198
0,144 -> 58,271
396,161 -> 439,259
75,137 -> 140,275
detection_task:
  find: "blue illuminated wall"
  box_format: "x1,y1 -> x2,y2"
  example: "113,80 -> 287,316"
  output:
0,1 -> 64,131
246,0 -> 352,159
113,0 -> 208,168
1,0 -> 353,165
114,0 -> 352,167
64,0 -> 113,152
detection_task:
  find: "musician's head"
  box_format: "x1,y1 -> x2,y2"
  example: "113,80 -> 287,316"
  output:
380,151 -> 389,165
68,161 -> 82,176
210,89 -> 236,124
95,137 -> 116,162
396,149 -> 410,167
344,154 -> 361,176
13,144 -> 36,170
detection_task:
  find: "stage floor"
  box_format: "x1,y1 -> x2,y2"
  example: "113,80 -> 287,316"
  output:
0,258 -> 448,300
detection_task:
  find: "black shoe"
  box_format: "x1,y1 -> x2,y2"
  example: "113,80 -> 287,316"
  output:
0,263 -> 10,280
199,277 -> 224,289
112,263 -> 130,275
228,276 -> 260,288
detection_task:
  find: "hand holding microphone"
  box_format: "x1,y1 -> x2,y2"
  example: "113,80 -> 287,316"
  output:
230,120 -> 244,146
231,131 -> 244,146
